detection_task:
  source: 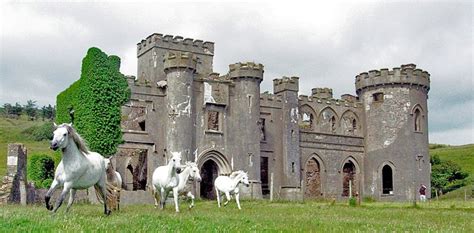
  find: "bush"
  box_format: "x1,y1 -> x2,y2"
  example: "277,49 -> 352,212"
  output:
431,158 -> 469,195
28,154 -> 55,189
349,197 -> 357,207
362,196 -> 376,203
22,122 -> 54,141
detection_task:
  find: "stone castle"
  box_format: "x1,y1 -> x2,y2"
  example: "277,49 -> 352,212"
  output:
113,33 -> 431,201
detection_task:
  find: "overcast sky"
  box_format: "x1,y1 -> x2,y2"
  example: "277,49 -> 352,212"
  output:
0,1 -> 472,145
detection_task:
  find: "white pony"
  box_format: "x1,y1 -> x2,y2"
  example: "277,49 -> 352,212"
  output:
174,162 -> 202,209
151,152 -> 183,212
214,170 -> 250,210
46,123 -> 110,215
105,158 -> 122,189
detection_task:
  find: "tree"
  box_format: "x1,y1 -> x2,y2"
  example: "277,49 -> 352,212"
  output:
11,102 -> 23,118
431,156 -> 469,195
25,100 -> 37,120
3,103 -> 12,117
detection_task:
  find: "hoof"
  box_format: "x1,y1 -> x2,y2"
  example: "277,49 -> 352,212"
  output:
105,210 -> 111,216
46,205 -> 53,211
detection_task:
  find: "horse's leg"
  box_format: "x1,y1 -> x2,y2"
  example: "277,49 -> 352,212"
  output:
97,174 -> 111,216
52,182 -> 72,213
45,179 -> 60,211
173,187 -> 180,213
235,191 -> 242,210
187,192 -> 195,209
160,188 -> 166,210
152,187 -> 159,209
215,187 -> 221,208
66,189 -> 77,213
224,192 -> 231,206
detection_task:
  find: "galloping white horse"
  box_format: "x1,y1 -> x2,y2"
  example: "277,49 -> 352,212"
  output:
214,170 -> 250,210
151,152 -> 183,212
46,123 -> 110,215
174,162 -> 201,209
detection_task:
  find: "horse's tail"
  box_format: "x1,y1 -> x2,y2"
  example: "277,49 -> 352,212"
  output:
94,185 -> 105,204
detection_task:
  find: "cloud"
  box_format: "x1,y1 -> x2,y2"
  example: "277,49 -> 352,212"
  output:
0,1 -> 472,145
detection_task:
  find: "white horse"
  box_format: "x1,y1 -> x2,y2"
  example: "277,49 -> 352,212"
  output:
151,152 -> 183,212
174,162 -> 202,209
46,123 -> 110,215
214,170 -> 250,210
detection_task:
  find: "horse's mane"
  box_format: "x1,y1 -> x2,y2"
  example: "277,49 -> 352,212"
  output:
185,161 -> 197,167
59,124 -> 89,155
229,170 -> 245,179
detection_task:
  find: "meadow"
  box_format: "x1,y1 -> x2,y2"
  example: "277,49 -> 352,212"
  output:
1,200 -> 473,232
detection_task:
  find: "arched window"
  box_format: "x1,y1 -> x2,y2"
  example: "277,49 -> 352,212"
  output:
352,119 -> 357,132
382,165 -> 393,194
414,108 -> 421,132
342,160 -> 356,197
330,116 -> 336,133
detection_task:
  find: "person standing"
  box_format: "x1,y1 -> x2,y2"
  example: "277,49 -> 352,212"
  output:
419,184 -> 427,202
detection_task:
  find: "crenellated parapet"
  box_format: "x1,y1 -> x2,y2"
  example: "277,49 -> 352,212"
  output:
355,64 -> 430,95
228,62 -> 264,81
298,95 -> 361,108
273,76 -> 299,94
137,33 -> 215,57
163,51 -> 197,72
312,87 -> 333,99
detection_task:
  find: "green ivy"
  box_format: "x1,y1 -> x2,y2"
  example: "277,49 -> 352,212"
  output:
56,47 -> 130,156
28,154 -> 55,189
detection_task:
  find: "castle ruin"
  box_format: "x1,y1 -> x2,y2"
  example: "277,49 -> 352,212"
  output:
114,33 -> 431,201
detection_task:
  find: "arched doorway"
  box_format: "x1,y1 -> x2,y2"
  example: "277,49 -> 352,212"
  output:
200,160 -> 219,199
342,160 -> 357,197
305,157 -> 322,198
382,165 -> 393,194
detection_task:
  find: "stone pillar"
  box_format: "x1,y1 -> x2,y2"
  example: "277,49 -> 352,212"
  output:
164,51 -> 197,161
0,144 -> 27,205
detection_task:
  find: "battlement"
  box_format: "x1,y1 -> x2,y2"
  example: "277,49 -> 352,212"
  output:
273,76 -> 299,94
355,64 -> 430,94
137,33 -> 215,57
311,87 -> 333,99
163,51 -> 197,72
228,62 -> 264,80
341,94 -> 357,102
298,95 -> 361,108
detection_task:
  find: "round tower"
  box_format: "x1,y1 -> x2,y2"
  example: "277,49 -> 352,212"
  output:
163,51 -> 197,161
355,64 -> 430,201
228,62 -> 264,198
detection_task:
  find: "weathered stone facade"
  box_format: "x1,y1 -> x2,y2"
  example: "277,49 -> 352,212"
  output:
115,33 -> 431,201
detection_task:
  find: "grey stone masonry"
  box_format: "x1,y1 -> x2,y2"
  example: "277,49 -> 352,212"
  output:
1,144 -> 27,205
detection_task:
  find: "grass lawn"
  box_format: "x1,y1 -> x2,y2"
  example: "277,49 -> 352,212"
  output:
0,200 -> 473,232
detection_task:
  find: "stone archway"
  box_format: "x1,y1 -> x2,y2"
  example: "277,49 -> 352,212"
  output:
197,150 -> 232,200
305,157 -> 322,198
200,160 -> 219,199
342,160 -> 357,197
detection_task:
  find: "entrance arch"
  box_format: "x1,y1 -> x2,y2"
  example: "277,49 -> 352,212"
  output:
197,150 -> 232,199
304,155 -> 324,198
341,157 -> 359,197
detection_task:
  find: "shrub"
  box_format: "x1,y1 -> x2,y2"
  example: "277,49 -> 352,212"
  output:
362,196 -> 376,203
431,158 -> 469,195
28,154 -> 55,189
349,197 -> 357,207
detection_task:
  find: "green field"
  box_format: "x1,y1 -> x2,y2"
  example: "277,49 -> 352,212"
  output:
0,200 -> 473,232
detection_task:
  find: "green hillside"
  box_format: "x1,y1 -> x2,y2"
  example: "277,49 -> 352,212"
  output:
0,117 -> 58,176
430,144 -> 474,182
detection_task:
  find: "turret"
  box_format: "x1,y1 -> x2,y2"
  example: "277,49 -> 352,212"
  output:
357,64 -> 431,201
164,51 -> 197,161
273,76 -> 302,200
136,33 -> 214,85
228,62 -> 264,198
311,88 -> 333,99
